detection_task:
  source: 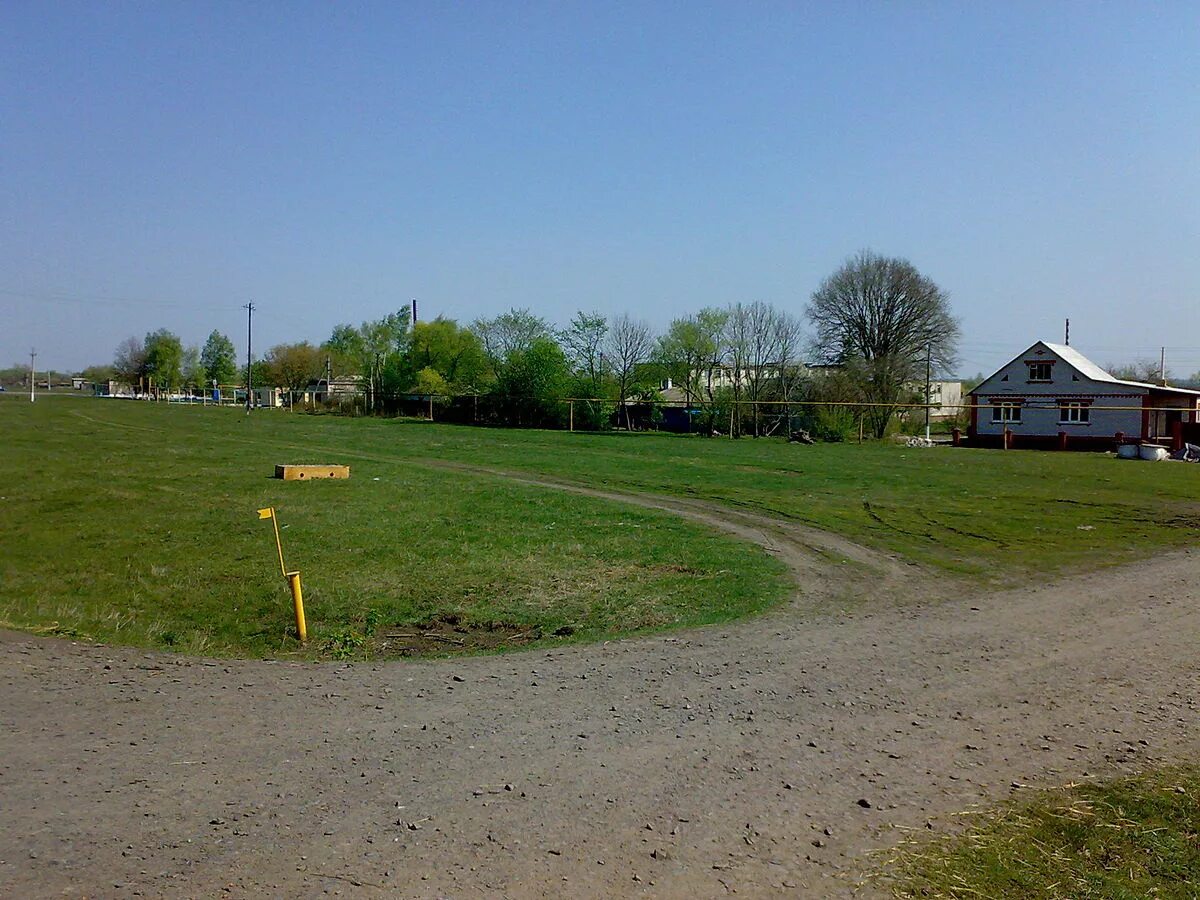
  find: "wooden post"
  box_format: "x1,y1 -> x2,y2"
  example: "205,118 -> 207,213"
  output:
951,427 -> 961,447
569,400 -> 574,432
1058,430 -> 1068,451
428,394 -> 433,420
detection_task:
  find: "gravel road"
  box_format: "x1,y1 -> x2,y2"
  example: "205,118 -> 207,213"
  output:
2,479 -> 1197,899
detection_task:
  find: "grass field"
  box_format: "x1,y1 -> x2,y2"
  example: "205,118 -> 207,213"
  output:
2,396 -> 1198,657
883,766 -> 1200,898
134,400 -> 1200,577
0,398 -> 790,657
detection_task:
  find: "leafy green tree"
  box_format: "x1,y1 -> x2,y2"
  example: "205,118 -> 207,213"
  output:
408,317 -> 488,391
181,345 -> 205,392
657,307 -> 728,434
201,330 -> 238,386
143,329 -> 184,390
414,367 -> 452,411
241,360 -> 271,390
361,311 -> 410,411
265,342 -> 324,406
80,364 -> 115,385
322,324 -> 364,376
322,312 -> 410,412
490,337 -> 571,427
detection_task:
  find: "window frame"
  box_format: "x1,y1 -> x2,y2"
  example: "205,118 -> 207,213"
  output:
1027,361 -> 1053,382
1058,401 -> 1091,424
991,401 -> 1023,424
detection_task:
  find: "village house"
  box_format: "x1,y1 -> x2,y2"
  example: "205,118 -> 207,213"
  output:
968,341 -> 1200,450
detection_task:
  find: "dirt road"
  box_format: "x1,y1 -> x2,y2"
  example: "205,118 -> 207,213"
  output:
2,478 -> 1197,898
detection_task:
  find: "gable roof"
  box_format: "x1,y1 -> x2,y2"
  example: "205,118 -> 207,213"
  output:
1039,342 -> 1156,389
971,340 -> 1200,397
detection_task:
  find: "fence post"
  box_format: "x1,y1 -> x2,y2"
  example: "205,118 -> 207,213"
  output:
569,400 -> 574,432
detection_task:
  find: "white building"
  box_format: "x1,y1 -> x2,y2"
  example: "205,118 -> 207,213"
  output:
968,341 -> 1200,449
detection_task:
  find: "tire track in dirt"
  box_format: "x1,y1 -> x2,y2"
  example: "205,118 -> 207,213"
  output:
68,406 -> 910,596
22,408 -> 1193,898
3,551 -> 1198,899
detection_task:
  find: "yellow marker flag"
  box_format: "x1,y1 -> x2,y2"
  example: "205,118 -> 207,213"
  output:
257,507 -> 273,519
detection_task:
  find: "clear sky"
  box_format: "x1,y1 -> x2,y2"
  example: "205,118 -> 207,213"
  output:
2,2 -> 1198,378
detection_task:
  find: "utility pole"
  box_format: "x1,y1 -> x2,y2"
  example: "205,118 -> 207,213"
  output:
244,302 -> 255,413
1065,318 -> 1070,346
29,348 -> 37,403
924,342 -> 932,442
1160,346 -> 1166,386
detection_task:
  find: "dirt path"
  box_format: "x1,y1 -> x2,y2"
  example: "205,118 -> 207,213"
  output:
2,466 -> 1198,898
423,460 -> 920,590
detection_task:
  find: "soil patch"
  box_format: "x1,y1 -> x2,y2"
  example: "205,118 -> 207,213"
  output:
372,613 -> 557,656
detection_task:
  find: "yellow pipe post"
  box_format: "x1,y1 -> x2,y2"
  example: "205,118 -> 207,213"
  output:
267,507 -> 287,576
258,507 -> 307,643
287,571 -> 307,643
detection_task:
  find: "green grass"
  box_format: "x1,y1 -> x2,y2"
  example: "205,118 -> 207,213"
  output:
2,397 -> 1198,656
882,766 -> 1200,898
60,396 -> 1198,577
0,398 -> 790,657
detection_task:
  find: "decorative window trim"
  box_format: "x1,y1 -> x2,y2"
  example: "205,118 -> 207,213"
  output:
990,400 -> 1024,424
1058,400 -> 1092,424
1026,361 -> 1054,382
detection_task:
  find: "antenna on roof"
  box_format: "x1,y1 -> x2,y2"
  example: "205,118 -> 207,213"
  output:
1064,318 -> 1070,346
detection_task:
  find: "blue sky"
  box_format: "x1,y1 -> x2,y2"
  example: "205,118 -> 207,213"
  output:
2,2 -> 1198,377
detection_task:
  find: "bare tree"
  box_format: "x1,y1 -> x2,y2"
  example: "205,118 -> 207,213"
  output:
771,309 -> 806,421
807,250 -> 958,438
470,308 -> 552,376
606,314 -> 654,430
560,310 -> 608,393
738,301 -> 801,436
725,304 -> 752,437
112,336 -> 146,388
1105,358 -> 1173,385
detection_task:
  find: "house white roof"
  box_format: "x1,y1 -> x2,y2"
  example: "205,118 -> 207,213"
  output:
1039,342 -> 1155,389
972,341 -> 1200,397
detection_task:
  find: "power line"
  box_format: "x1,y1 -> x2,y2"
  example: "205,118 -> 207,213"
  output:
0,287 -> 243,311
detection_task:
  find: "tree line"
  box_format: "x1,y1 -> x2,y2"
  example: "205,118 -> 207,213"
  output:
90,251 -> 968,438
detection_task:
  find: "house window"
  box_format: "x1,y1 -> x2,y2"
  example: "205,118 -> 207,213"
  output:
1027,362 -> 1053,382
991,402 -> 1022,424
1059,402 -> 1090,424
